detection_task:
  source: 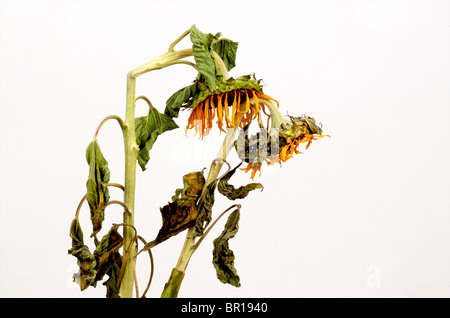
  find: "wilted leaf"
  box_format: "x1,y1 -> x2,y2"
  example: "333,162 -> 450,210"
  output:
135,106 -> 178,171
190,24 -> 219,88
212,37 -> 238,71
218,163 -> 263,200
103,255 -> 122,298
212,208 -> 241,287
86,141 -> 110,236
164,83 -> 197,118
68,221 -> 124,294
192,180 -> 218,237
68,218 -> 97,291
143,171 -> 206,250
93,224 -> 123,282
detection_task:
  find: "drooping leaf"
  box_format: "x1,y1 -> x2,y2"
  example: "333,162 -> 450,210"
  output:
212,37 -> 238,71
164,83 -> 197,118
93,224 -> 124,283
68,218 -> 97,291
143,171 -> 206,251
86,141 -> 110,236
212,208 -> 241,287
192,180 -> 218,237
103,255 -> 122,298
135,106 -> 179,171
218,163 -> 263,200
68,221 -> 124,294
190,24 -> 219,88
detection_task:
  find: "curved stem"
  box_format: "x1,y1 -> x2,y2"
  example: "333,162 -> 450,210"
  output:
168,28 -> 191,52
93,115 -> 125,140
135,95 -> 160,128
193,204 -> 241,250
105,200 -> 132,216
258,98 -> 288,129
137,235 -> 154,298
74,183 -> 125,219
120,47 -> 195,298
115,223 -> 138,297
213,51 -> 230,80
108,183 -> 125,192
154,60 -> 198,71
130,49 -> 193,78
135,95 -> 155,110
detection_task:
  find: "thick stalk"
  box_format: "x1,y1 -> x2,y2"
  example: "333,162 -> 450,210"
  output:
119,48 -> 194,298
120,73 -> 139,298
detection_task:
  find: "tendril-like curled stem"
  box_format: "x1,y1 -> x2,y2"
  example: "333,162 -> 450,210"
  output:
115,223 -> 139,297
93,115 -> 125,140
168,28 -> 191,52
193,204 -> 241,251
74,183 -> 125,219
136,235 -> 154,298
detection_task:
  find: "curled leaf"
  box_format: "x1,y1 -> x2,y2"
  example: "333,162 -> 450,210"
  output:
164,83 -> 197,118
212,37 -> 238,72
192,180 -> 218,237
135,106 -> 179,171
190,24 -> 219,88
68,221 -> 124,296
212,207 -> 241,287
218,163 -> 263,200
86,141 -> 110,236
93,224 -> 123,283
143,171 -> 206,250
68,219 -> 97,291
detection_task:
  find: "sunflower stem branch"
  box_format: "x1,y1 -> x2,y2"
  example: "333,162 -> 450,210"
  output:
162,116 -> 243,298
120,47 -> 194,298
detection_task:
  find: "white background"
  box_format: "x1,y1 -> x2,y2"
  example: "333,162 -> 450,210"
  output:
1,0 -> 449,298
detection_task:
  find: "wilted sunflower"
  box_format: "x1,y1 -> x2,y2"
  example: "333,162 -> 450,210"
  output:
236,101 -> 330,179
184,75 -> 279,138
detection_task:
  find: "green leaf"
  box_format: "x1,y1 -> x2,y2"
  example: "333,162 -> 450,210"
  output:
135,106 -> 179,171
190,24 -> 218,88
86,141 -> 110,236
212,38 -> 238,71
164,83 -> 197,118
212,208 -> 241,287
218,163 -> 264,200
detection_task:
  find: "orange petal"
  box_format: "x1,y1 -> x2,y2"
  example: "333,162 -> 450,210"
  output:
223,92 -> 232,127
260,103 -> 271,116
203,101 -> 209,129
243,91 -> 251,113
240,163 -> 253,173
250,165 -> 262,180
256,92 -> 280,108
250,90 -> 259,122
209,96 -> 216,122
231,91 -> 237,125
216,94 -> 226,133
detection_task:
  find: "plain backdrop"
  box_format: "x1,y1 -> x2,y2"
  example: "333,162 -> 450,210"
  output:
0,0 -> 449,298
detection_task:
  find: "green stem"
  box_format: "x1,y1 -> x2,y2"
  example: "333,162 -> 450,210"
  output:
93,115 -> 125,140
161,116 -> 243,298
168,28 -> 191,52
119,48 -> 194,298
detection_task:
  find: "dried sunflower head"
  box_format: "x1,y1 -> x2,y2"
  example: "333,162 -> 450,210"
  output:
236,101 -> 330,179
